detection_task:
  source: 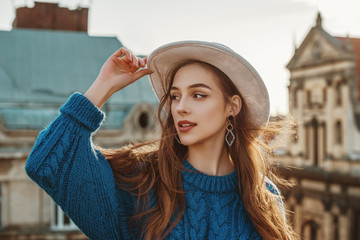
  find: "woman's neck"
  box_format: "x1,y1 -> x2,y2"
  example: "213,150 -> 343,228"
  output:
186,139 -> 234,176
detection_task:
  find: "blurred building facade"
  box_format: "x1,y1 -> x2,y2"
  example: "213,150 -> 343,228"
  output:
278,13 -> 360,240
0,2 -> 159,239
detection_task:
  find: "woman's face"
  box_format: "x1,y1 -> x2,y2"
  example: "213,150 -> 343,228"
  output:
170,63 -> 231,147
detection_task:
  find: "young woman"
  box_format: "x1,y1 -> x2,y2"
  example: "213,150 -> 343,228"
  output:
25,41 -> 297,239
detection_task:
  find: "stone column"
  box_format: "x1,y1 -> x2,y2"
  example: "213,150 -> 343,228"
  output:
322,211 -> 333,240
339,212 -> 349,240
322,191 -> 333,240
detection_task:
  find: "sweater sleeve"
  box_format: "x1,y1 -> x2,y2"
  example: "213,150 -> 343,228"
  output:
25,93 -> 121,240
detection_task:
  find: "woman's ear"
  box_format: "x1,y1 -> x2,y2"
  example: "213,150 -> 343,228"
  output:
228,95 -> 242,117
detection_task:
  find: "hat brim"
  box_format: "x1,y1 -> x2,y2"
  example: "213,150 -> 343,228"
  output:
147,40 -> 270,129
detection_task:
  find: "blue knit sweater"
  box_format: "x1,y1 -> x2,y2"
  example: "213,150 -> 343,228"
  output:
25,93 -> 283,240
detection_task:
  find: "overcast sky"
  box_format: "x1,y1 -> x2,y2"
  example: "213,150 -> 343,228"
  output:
1,0 -> 360,114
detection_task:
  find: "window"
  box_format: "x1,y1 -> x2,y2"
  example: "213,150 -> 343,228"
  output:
307,90 -> 312,106
312,41 -> 322,61
335,82 -> 342,106
305,125 -> 310,159
51,203 -> 77,231
293,89 -> 298,108
312,117 -> 319,165
333,215 -> 339,240
335,121 -> 342,145
292,125 -> 298,143
312,87 -> 323,104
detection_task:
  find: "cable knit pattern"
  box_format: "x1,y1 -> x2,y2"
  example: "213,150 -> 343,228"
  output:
176,160 -> 262,240
25,93 -> 283,240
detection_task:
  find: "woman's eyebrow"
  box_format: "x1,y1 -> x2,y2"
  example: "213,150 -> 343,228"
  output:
170,83 -> 212,91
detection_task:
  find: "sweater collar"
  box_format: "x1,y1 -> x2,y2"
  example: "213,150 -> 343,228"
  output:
181,159 -> 238,193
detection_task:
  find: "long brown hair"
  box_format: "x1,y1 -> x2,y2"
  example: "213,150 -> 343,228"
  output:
101,60 -> 298,239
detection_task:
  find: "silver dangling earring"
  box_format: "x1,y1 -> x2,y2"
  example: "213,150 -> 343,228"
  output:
225,116 -> 235,147
175,133 -> 182,144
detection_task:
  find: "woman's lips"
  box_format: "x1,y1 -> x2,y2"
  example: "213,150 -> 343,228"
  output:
178,120 -> 197,132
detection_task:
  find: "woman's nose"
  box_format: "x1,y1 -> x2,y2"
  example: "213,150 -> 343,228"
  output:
176,98 -> 190,115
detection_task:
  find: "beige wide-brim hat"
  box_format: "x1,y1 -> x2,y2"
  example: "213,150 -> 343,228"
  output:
147,40 -> 270,129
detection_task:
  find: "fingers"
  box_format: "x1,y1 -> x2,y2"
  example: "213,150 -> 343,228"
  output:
130,55 -> 147,68
113,47 -> 136,66
112,47 -> 148,68
112,48 -> 150,72
113,47 -> 132,62
132,54 -> 139,68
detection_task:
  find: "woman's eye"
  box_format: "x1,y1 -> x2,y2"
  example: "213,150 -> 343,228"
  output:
194,93 -> 207,99
170,94 -> 180,100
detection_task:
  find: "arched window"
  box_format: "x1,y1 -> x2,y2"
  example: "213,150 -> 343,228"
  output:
335,82 -> 342,106
335,121 -> 342,145
139,112 -> 149,129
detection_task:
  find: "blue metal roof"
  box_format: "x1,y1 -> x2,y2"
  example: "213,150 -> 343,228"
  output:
0,29 -> 158,130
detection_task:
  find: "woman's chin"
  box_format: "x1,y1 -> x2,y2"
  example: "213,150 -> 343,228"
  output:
179,141 -> 191,146
178,138 -> 195,146
179,138 -> 203,147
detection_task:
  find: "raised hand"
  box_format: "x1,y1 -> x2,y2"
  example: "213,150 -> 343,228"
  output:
84,48 -> 152,108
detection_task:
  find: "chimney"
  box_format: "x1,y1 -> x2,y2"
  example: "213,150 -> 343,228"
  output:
12,2 -> 88,32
